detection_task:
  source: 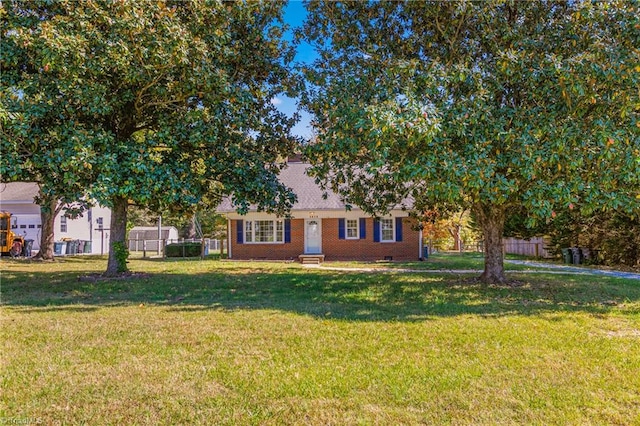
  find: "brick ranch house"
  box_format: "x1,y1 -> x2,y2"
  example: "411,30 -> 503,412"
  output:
217,160 -> 423,263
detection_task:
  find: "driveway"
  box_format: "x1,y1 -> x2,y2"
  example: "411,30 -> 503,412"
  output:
305,260 -> 640,280
505,260 -> 640,280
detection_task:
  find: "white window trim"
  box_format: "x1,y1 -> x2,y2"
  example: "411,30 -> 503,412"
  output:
345,218 -> 359,240
244,219 -> 285,244
380,218 -> 395,243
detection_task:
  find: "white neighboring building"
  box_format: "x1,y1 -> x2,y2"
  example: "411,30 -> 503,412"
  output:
0,182 -> 112,254
128,226 -> 180,252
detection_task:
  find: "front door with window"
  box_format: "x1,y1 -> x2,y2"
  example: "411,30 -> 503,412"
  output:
304,219 -> 322,254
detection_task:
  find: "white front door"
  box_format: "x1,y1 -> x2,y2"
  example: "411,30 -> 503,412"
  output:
304,219 -> 322,254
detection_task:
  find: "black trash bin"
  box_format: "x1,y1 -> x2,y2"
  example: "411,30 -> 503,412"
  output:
570,247 -> 583,265
422,246 -> 429,260
66,240 -> 78,255
22,239 -> 34,257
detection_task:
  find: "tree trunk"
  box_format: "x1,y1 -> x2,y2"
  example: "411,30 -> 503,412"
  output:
449,224 -> 463,252
185,214 -> 197,239
474,203 -> 507,283
105,196 -> 129,276
32,196 -> 62,261
448,225 -> 459,251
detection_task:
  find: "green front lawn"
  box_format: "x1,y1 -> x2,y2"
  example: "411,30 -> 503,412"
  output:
328,252 -> 552,271
2,256 -> 639,425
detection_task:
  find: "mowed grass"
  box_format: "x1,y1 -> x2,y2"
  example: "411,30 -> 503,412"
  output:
1,256 -> 639,425
328,252 -> 551,271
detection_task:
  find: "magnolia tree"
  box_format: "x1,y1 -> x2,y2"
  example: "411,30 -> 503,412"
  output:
2,1 -> 298,275
300,0 -> 639,283
1,1 -> 99,260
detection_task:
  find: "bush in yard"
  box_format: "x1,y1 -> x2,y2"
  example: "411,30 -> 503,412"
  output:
165,243 -> 203,258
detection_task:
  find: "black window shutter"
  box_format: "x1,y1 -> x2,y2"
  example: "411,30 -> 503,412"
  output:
359,218 -> 366,239
338,218 -> 345,239
395,217 -> 403,242
284,219 -> 291,243
373,218 -> 380,242
236,220 -> 243,244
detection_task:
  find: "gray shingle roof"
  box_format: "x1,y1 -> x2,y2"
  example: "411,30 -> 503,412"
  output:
0,182 -> 40,204
217,162 -> 354,213
282,162 -> 348,210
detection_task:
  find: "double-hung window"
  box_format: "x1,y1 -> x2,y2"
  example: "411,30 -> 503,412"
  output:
380,218 -> 395,242
245,220 -> 284,243
345,219 -> 359,239
60,216 -> 68,233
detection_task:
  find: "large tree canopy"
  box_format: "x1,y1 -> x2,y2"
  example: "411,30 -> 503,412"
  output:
1,1 -> 101,260
300,0 -> 640,282
2,0 -> 298,274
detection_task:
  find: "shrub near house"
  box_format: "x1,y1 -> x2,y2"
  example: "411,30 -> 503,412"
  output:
165,243 -> 204,258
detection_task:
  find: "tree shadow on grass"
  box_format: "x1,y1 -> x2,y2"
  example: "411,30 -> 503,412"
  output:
2,264 -> 639,321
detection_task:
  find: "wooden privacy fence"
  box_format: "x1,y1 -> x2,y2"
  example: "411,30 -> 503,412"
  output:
467,237 -> 552,258
502,237 -> 551,258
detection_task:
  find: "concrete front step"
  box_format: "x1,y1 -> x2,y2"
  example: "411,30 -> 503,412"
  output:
298,254 -> 325,264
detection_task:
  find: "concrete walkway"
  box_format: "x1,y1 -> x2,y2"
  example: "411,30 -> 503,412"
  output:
504,260 -> 640,280
303,260 -> 640,280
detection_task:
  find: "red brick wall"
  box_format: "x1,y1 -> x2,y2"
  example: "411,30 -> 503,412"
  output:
229,219 -> 304,260
229,217 -> 420,261
322,217 -> 419,261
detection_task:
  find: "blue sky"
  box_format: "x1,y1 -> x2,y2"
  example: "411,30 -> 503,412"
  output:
271,0 -> 316,139
284,0 -> 316,64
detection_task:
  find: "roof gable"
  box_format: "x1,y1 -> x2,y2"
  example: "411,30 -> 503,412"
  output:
216,163 -> 346,213
217,162 -> 413,214
280,162 -> 346,211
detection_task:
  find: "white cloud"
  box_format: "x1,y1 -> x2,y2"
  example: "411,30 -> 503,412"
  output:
270,97 -> 283,106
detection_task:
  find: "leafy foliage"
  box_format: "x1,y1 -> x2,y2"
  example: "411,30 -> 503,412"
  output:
111,242 -> 129,274
422,210 -> 481,252
2,1 -> 299,274
543,209 -> 640,268
300,0 -> 640,282
165,242 -> 204,258
588,212 -> 640,268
